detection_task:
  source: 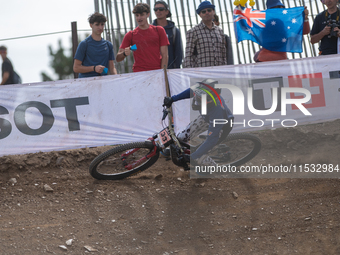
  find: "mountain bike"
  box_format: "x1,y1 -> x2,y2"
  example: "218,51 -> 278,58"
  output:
89,107 -> 262,180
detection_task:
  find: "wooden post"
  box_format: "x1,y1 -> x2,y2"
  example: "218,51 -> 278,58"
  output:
163,65 -> 171,97
71,22 -> 79,79
163,66 -> 174,127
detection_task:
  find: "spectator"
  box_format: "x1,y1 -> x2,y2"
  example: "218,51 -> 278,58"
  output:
184,1 -> 227,68
117,3 -> 169,72
310,0 -> 340,55
213,14 -> 234,65
152,1 -> 183,69
254,0 -> 310,62
0,46 -> 21,85
73,12 -> 117,78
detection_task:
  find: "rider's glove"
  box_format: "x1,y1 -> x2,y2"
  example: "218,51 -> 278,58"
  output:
163,97 -> 174,108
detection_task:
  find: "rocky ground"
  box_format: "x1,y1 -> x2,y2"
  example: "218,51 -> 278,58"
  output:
0,120 -> 340,254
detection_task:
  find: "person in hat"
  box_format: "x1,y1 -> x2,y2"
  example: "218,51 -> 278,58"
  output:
254,0 -> 310,62
117,3 -> 170,72
310,0 -> 340,55
152,1 -> 183,69
266,0 -> 284,8
183,1 -> 227,68
73,12 -> 117,78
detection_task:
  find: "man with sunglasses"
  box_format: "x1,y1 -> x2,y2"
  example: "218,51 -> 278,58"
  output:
184,1 -> 227,68
152,1 -> 183,69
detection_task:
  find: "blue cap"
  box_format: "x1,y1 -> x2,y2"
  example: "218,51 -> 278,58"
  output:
266,0 -> 285,9
196,1 -> 215,15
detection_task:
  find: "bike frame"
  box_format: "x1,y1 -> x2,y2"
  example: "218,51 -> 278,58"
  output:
122,108 -> 192,171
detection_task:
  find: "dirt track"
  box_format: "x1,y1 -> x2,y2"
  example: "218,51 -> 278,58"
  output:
1,120 -> 340,254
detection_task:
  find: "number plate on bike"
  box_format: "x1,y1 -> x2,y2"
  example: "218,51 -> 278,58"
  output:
157,127 -> 173,147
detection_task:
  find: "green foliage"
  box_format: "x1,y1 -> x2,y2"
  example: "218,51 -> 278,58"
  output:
52,40 -> 73,80
41,39 -> 73,81
40,72 -> 53,81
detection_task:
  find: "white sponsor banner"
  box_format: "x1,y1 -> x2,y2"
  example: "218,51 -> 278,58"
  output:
168,55 -> 340,134
0,55 -> 339,156
0,70 -> 168,156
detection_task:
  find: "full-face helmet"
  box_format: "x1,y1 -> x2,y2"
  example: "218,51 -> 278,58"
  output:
191,79 -> 221,105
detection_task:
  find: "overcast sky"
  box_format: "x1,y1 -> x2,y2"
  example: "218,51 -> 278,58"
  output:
0,0 -> 95,84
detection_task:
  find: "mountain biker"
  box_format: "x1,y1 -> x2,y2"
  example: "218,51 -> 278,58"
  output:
163,79 -> 234,166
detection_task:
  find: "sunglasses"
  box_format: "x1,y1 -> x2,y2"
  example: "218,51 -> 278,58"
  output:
154,7 -> 166,11
201,8 -> 213,14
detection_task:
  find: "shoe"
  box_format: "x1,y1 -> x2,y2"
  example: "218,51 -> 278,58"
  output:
160,148 -> 170,158
192,155 -> 217,167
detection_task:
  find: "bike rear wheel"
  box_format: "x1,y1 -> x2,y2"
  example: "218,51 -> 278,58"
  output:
89,141 -> 159,180
208,133 -> 261,167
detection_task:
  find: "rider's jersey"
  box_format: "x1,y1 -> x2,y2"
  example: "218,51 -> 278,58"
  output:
172,88 -> 233,160
172,88 -> 233,119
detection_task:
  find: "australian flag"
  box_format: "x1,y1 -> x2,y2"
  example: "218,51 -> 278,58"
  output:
233,6 -> 305,53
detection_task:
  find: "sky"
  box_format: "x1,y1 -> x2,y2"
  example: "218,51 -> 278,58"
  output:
0,0 -> 95,84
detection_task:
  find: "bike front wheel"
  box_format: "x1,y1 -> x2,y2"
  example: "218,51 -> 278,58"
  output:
89,141 -> 159,180
209,133 -> 262,167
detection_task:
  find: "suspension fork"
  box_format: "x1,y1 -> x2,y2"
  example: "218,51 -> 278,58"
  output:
166,109 -> 190,170
166,111 -> 185,154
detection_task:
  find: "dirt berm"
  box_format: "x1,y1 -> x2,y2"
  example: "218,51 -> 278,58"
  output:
1,120 -> 339,254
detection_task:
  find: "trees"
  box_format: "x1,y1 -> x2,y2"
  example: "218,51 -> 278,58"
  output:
41,39 -> 73,81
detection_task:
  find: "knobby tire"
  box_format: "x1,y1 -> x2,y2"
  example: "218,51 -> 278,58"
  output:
211,133 -> 261,167
89,141 -> 159,180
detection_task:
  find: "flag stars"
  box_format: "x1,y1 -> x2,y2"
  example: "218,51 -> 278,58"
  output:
246,28 -> 254,35
234,7 -> 303,51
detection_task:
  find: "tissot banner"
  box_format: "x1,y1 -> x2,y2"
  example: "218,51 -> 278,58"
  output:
0,70 -> 168,156
0,55 -> 339,156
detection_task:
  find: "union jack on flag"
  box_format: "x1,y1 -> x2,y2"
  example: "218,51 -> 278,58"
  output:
233,6 -> 305,53
233,7 -> 266,28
